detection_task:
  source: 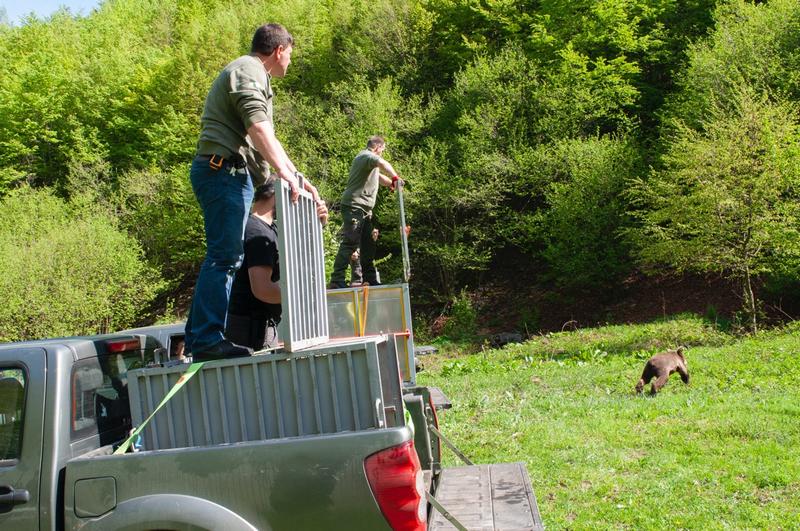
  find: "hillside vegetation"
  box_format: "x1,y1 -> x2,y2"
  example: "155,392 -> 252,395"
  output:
418,316 -> 800,528
1,0 -> 800,338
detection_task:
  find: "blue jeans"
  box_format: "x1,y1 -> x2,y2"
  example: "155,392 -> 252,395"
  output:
184,157 -> 254,352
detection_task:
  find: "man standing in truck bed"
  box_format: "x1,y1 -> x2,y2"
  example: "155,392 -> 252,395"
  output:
185,23 -> 323,361
329,136 -> 404,289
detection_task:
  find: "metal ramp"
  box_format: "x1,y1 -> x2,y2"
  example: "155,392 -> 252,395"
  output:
429,462 -> 543,531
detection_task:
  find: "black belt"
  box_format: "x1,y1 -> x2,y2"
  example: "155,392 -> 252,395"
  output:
196,153 -> 246,170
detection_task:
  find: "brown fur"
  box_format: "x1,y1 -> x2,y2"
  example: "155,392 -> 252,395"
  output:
635,346 -> 690,395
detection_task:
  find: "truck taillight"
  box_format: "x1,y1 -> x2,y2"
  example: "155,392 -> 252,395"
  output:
365,440 -> 427,531
106,338 -> 141,353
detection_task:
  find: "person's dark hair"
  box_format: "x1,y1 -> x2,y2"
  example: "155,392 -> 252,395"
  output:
254,179 -> 276,201
366,136 -> 385,150
251,23 -> 294,55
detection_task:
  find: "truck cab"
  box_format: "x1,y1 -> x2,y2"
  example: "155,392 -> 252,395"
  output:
0,336 -> 154,529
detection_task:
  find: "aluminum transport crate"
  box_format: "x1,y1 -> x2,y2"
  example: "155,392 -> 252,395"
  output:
327,283 -> 417,384
127,337 -> 405,451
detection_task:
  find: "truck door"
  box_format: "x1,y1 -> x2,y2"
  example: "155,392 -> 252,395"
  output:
0,348 -> 46,530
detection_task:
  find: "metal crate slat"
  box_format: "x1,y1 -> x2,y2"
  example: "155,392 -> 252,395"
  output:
251,360 -> 267,440
309,355 -> 323,433
162,373 -> 176,447
327,354 -> 342,432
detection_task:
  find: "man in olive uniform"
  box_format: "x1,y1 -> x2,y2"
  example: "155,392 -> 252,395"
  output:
185,23 -> 323,360
329,136 -> 404,289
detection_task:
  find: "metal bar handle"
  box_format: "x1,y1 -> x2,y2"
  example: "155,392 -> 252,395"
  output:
397,183 -> 411,282
429,425 -> 474,466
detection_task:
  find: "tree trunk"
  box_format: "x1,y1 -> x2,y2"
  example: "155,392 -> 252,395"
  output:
743,267 -> 757,334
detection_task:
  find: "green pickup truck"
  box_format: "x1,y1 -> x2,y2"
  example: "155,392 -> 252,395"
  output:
0,183 -> 543,530
0,315 -> 542,530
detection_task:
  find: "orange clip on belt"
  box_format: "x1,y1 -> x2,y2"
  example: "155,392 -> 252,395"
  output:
209,154 -> 224,170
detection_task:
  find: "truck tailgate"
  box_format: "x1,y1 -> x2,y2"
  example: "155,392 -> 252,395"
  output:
64,427 -> 414,531
429,462 -> 543,531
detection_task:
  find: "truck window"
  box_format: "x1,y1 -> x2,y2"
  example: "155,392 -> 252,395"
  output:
71,353 -> 145,445
0,368 -> 25,463
169,334 -> 186,361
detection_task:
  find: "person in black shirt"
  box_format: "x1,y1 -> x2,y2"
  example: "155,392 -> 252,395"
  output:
226,179 -> 328,350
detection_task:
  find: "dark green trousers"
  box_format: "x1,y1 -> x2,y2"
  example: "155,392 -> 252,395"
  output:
331,205 -> 378,285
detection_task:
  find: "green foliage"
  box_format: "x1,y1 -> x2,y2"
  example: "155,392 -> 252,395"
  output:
0,187 -> 162,341
2,0 -> 798,327
537,135 -> 640,288
408,43 -> 641,295
665,0 -> 800,131
415,0 -> 716,115
629,0 -> 800,331
402,137 -> 499,297
631,89 -> 800,331
113,165 -> 205,280
440,289 -> 478,341
0,2 -> 180,190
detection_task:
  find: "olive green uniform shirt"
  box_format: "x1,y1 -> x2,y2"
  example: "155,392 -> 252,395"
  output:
341,149 -> 382,211
196,55 -> 273,162
242,137 -> 271,186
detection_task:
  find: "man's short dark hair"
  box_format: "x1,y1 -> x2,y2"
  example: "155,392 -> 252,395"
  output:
366,136 -> 385,150
251,23 -> 293,56
254,179 -> 276,201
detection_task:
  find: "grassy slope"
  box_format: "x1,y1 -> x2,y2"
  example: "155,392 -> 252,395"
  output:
417,317 -> 800,529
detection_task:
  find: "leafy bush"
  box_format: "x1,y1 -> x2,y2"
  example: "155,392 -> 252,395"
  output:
2,0 -> 798,329
632,90 -> 800,332
440,289 -> 478,341
664,0 -> 800,131
114,165 -> 204,280
538,135 -> 640,289
0,187 -> 163,341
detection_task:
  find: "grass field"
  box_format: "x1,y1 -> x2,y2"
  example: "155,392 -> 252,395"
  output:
417,316 -> 800,529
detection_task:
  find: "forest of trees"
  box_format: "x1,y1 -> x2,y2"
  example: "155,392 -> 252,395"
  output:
1,0 -> 799,341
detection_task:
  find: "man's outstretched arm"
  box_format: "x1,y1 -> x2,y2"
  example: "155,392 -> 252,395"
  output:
247,121 -> 301,201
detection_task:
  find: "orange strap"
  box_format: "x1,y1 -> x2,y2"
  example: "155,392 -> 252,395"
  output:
359,285 -> 370,336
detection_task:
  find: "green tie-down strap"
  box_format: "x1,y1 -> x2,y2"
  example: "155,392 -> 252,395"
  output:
114,362 -> 205,455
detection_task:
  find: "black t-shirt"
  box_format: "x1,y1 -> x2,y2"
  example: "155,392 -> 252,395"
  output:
229,215 -> 282,320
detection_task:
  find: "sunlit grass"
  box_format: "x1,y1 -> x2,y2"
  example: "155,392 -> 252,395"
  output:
418,316 -> 800,529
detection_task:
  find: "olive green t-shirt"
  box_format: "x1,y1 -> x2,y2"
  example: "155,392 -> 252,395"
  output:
241,138 -> 271,186
341,149 -> 382,211
196,55 -> 273,158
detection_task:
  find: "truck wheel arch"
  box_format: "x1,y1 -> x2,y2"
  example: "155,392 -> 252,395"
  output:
78,494 -> 262,531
